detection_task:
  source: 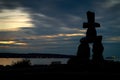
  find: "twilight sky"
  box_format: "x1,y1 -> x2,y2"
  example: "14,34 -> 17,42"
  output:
0,0 -> 120,58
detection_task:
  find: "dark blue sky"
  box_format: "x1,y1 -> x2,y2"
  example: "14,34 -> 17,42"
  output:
0,0 -> 120,58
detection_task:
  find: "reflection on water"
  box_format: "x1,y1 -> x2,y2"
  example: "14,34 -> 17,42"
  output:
0,58 -> 23,66
0,58 -> 69,66
30,58 -> 69,65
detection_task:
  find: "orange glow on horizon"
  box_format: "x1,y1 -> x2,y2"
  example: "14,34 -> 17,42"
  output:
25,33 -> 86,40
0,58 -> 23,66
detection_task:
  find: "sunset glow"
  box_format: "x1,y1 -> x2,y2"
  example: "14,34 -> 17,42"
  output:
25,33 -> 85,40
0,8 -> 34,31
0,41 -> 27,45
0,58 -> 23,66
0,0 -> 119,56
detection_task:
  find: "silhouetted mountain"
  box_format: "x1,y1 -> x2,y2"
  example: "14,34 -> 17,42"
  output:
0,53 -> 74,58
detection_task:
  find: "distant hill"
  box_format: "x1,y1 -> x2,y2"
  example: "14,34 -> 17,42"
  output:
0,53 -> 75,58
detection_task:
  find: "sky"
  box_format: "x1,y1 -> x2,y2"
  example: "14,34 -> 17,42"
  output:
0,0 -> 120,58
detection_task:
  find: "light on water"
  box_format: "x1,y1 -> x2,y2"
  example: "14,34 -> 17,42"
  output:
0,58 -> 23,66
30,58 -> 69,65
0,58 -> 69,66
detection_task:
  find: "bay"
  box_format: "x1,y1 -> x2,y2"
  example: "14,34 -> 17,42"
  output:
0,58 -> 69,66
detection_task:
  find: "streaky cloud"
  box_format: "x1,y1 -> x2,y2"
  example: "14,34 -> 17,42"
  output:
0,8 -> 34,31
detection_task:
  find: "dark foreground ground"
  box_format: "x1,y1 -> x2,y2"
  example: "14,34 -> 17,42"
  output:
1,60 -> 120,79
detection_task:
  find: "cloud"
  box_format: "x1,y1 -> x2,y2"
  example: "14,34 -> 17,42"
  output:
26,12 -> 86,36
23,33 -> 85,40
104,36 -> 120,43
0,0 -> 119,55
0,41 -> 27,45
0,8 -> 34,31
101,0 -> 120,9
0,40 -> 28,53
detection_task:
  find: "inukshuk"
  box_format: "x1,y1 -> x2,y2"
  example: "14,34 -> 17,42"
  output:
77,11 -> 104,64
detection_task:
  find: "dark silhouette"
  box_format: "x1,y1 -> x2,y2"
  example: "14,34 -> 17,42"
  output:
0,53 -> 74,58
66,56 -> 78,64
11,59 -> 31,67
86,27 -> 97,43
77,37 -> 90,64
68,11 -> 104,65
83,11 -> 100,43
92,36 -> 104,64
68,37 -> 90,65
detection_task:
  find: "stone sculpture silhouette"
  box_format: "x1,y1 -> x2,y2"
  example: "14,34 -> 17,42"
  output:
68,11 -> 104,65
83,11 -> 100,43
77,37 -> 90,64
92,36 -> 104,64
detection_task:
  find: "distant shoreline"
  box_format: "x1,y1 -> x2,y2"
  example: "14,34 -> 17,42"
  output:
0,53 -> 74,58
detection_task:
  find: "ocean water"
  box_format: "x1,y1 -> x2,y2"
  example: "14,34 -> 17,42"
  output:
0,58 -> 69,66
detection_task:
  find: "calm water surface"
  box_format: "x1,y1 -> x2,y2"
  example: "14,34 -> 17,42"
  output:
0,58 -> 69,66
